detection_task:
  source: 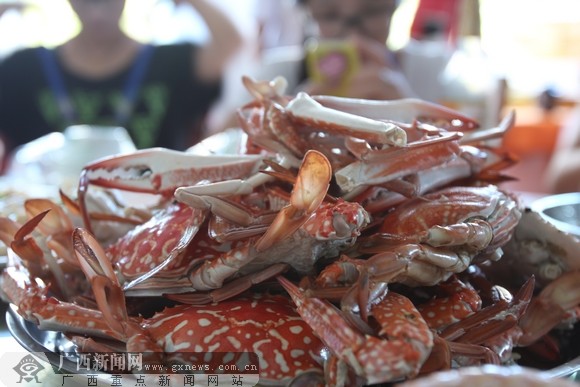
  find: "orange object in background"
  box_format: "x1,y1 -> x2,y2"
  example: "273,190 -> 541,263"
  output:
502,115 -> 560,156
499,99 -> 573,194
502,89 -> 572,156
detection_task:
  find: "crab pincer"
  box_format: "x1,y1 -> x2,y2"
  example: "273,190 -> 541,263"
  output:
77,149 -> 264,230
255,149 -> 332,252
278,276 -> 433,385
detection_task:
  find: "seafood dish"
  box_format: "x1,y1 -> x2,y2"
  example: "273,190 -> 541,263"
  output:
1,76 -> 579,386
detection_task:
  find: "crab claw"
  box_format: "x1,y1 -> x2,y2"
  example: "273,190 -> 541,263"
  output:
241,75 -> 289,104
73,228 -> 131,338
7,210 -> 49,264
335,131 -> 462,192
255,150 -> 332,252
313,95 -> 479,131
77,148 -> 264,231
518,271 -> 580,346
278,276 -> 433,384
24,199 -> 76,265
79,148 -> 264,196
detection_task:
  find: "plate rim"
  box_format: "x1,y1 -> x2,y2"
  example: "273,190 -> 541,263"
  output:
6,302 -> 580,381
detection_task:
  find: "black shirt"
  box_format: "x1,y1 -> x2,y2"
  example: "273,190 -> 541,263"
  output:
0,43 -> 221,152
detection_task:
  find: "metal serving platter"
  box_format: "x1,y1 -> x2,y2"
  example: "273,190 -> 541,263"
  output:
532,193 -> 580,237
6,304 -> 82,374
6,303 -> 580,384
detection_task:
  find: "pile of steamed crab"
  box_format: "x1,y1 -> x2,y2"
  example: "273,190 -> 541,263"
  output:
1,76 -> 580,386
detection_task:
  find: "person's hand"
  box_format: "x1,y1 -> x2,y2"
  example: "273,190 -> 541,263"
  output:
303,34 -> 416,100
176,0 -> 243,81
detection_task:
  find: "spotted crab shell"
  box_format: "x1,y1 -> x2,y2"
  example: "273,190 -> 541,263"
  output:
141,294 -> 326,384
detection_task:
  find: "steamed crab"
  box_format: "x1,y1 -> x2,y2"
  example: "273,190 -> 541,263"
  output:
61,76 -> 493,301
3,149 -> 369,304
313,184 -> 523,319
2,75 -> 580,386
238,76 -> 517,217
68,75 -> 512,289
1,237 -> 329,385
2,225 -> 436,386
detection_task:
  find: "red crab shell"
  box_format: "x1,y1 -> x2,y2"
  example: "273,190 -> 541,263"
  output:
106,202 -> 201,280
141,294 -> 326,383
379,185 -> 521,252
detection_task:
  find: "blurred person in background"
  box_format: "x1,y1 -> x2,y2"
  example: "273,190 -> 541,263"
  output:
264,0 -> 416,99
0,0 -> 242,172
205,0 -> 307,135
210,0 -> 480,134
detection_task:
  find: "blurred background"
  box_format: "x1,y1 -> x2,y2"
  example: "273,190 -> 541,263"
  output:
2,0 -> 578,98
1,0 -> 579,194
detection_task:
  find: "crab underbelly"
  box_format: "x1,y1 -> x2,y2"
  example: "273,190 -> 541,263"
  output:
242,229 -> 355,276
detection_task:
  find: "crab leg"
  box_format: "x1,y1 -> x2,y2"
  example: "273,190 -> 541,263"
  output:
72,228 -> 150,344
278,276 -> 433,384
314,260 -> 483,326
335,132 -> 462,192
72,228 -> 175,356
320,245 -> 473,288
286,92 -> 408,146
440,277 -> 534,343
24,199 -> 76,265
342,141 -> 500,208
175,153 -> 296,198
168,263 -> 290,304
4,212 -> 47,267
419,336 -> 499,374
1,263 -> 123,339
241,75 -> 290,104
5,208 -> 77,300
174,156 -> 296,227
77,149 -> 264,231
79,149 -> 264,195
73,228 -> 128,333
180,150 -> 331,292
313,95 -> 479,130
517,271 -> 580,346
59,189 -> 146,226
460,110 -> 515,144
343,154 -> 475,209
